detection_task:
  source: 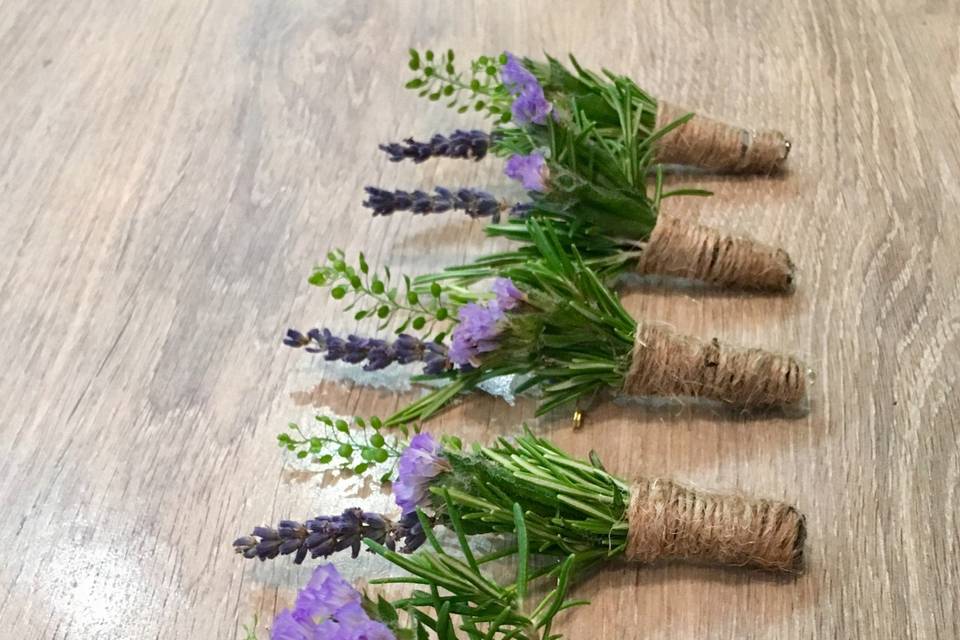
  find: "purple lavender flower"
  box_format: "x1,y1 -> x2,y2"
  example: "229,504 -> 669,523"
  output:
362,186 -> 508,222
504,152 -> 548,191
379,130 -> 492,163
448,302 -> 504,367
269,565 -> 394,640
233,508 -> 429,564
501,52 -> 552,125
492,277 -> 525,310
393,433 -> 450,514
284,329 -> 450,374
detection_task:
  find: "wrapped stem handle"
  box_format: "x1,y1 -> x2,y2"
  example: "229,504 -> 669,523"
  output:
627,478 -> 805,572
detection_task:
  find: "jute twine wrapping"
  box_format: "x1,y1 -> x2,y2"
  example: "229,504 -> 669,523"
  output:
624,323 -> 806,407
626,478 -> 806,572
636,216 -> 795,291
654,101 -> 789,174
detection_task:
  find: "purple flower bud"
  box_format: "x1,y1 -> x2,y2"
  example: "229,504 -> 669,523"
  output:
504,152 -> 548,191
501,52 -> 553,125
492,277 -> 525,310
448,302 -> 504,367
393,433 -> 450,515
269,564 -> 395,640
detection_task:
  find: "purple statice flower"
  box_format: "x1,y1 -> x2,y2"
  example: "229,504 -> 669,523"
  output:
323,602 -> 394,640
393,433 -> 450,515
295,564 -> 360,620
491,277 -> 525,311
501,52 -> 552,125
269,565 -> 394,640
379,130 -> 492,163
284,329 -> 451,374
448,301 -> 504,367
500,52 -> 540,94
504,152 -> 548,191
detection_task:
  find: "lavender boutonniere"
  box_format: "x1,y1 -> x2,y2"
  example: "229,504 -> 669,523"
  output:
372,50 -> 796,293
294,218 -> 807,428
238,429 -> 806,581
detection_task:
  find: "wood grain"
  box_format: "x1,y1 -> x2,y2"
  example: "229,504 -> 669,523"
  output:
1,1 -> 958,637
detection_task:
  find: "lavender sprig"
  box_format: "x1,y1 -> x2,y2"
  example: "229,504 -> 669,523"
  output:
379,129 -> 492,163
233,508 -> 428,565
284,328 -> 450,374
363,186 -> 533,223
363,186 -> 505,221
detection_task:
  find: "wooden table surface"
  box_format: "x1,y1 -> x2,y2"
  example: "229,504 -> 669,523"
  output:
2,1 -> 959,638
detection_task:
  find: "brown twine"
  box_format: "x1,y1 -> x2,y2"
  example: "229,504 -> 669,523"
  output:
636,216 -> 795,291
624,323 -> 806,407
654,101 -> 789,174
626,478 -> 806,572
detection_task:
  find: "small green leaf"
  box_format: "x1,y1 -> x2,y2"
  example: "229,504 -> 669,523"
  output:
470,78 -> 480,91
370,416 -> 382,430
377,596 -> 399,624
331,286 -> 346,300
354,310 -> 367,320
371,279 -> 385,294
406,290 -> 419,304
335,419 -> 349,432
354,463 -> 369,473
361,447 -> 377,461
349,275 -> 362,288
318,454 -> 333,464
486,65 -> 497,75
446,49 -> 454,62
425,49 -> 434,61
412,317 -> 426,330
430,282 -> 442,298
308,272 -> 326,286
297,450 -> 308,459
338,443 -> 353,458
372,449 -> 389,463
370,433 -> 385,448
404,78 -> 424,89
377,305 -> 390,319
436,308 -> 448,320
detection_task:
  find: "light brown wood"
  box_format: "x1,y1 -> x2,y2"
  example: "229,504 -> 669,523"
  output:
1,1 -> 958,638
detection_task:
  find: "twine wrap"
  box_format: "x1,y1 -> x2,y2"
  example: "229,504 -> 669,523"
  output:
624,323 -> 806,407
626,478 -> 806,572
654,101 -> 789,174
636,216 -> 795,291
